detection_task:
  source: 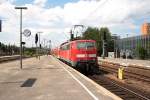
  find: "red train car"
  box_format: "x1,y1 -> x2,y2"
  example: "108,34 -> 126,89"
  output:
51,47 -> 60,58
59,40 -> 98,72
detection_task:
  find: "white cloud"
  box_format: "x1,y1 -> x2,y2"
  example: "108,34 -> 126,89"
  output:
0,0 -> 6,4
33,0 -> 47,7
0,0 -> 14,4
0,0 -> 150,47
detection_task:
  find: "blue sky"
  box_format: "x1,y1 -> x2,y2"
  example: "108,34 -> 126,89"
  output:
0,0 -> 150,47
13,0 -> 33,5
13,0 -> 79,7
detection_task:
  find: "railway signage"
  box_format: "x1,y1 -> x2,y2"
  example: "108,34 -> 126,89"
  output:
103,31 -> 107,40
21,42 -> 26,45
35,33 -> 38,44
23,29 -> 31,37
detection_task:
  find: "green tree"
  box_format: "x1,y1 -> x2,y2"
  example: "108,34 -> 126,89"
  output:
136,46 -> 148,59
83,27 -> 102,55
99,27 -> 111,41
24,47 -> 36,56
0,42 -> 20,56
82,27 -> 112,56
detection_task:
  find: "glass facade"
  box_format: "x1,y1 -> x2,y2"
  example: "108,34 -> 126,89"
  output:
116,34 -> 150,58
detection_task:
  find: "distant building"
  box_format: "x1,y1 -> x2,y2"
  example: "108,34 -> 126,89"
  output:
112,34 -> 120,40
141,23 -> 150,35
116,34 -> 150,59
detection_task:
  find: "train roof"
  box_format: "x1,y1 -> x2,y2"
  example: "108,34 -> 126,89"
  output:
60,39 -> 95,46
71,39 -> 96,42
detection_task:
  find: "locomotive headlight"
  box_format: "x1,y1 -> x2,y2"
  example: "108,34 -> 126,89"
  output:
88,54 -> 96,57
76,54 -> 86,58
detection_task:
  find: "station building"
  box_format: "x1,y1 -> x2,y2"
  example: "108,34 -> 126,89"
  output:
116,34 -> 150,59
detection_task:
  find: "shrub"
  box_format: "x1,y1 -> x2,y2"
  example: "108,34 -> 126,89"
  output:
136,46 -> 148,59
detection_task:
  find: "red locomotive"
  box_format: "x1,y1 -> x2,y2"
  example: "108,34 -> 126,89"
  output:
52,39 -> 98,73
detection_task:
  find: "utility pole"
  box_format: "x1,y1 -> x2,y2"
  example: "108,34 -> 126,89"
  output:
15,7 -> 27,69
37,32 -> 42,59
114,39 -> 116,58
126,34 -> 128,60
35,33 -> 38,58
39,33 -> 40,59
102,31 -> 107,59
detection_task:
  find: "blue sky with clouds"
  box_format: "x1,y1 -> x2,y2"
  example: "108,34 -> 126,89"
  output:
0,0 -> 150,47
13,0 -> 79,7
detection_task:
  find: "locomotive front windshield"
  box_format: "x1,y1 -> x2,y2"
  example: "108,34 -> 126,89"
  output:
77,42 -> 95,49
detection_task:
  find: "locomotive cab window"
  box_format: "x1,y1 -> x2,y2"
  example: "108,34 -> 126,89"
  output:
66,44 -> 70,50
77,42 -> 95,49
61,44 -> 70,50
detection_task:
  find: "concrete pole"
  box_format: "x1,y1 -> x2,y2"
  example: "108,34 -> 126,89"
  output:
38,32 -> 41,59
36,43 -> 38,58
15,7 -> 27,69
20,9 -> 22,69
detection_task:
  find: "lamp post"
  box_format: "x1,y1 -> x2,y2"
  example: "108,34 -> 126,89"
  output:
15,7 -> 27,69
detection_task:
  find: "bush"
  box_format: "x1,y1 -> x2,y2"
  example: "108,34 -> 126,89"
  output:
136,46 -> 147,59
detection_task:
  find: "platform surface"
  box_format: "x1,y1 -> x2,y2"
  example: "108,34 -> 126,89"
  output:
98,57 -> 150,68
0,55 -> 19,59
0,56 -> 121,100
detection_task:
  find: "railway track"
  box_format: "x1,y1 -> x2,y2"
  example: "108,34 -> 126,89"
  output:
89,75 -> 150,100
98,60 -> 150,83
59,59 -> 150,100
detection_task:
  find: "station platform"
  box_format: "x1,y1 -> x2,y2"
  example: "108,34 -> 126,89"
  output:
0,56 -> 122,100
0,55 -> 19,58
98,57 -> 150,68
